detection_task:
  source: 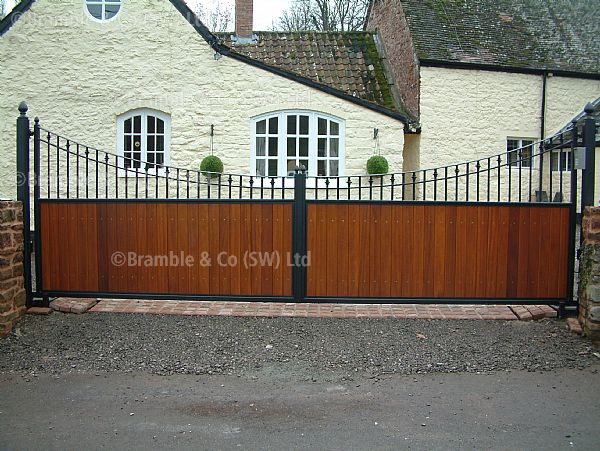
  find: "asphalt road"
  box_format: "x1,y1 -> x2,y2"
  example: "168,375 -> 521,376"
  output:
1,366 -> 599,450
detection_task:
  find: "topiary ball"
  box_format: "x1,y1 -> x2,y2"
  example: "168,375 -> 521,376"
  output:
367,155 -> 389,175
200,155 -> 224,175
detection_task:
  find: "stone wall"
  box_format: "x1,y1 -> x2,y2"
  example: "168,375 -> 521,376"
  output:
367,0 -> 420,118
0,201 -> 26,337
579,206 -> 600,343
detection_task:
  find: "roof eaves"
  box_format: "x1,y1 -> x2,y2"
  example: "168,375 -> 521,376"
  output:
220,45 -> 412,126
0,0 -> 35,36
419,58 -> 600,80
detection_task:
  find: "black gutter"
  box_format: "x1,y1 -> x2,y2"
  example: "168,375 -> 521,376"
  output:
541,71 -> 547,140
168,0 -> 221,51
420,58 -> 600,81
0,0 -> 34,36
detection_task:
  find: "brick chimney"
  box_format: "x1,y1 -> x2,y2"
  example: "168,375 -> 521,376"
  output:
235,0 -> 254,38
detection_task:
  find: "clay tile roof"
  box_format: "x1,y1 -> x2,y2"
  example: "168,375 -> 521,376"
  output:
218,31 -> 411,117
398,0 -> 600,75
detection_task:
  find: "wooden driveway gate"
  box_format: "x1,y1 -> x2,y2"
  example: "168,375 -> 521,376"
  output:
15,104 -> 598,310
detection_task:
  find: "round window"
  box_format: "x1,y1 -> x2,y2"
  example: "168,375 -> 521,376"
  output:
85,0 -> 122,22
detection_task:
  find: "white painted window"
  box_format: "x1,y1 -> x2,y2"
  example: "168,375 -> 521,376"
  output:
116,109 -> 171,174
251,111 -> 345,177
507,138 -> 535,168
84,0 -> 122,22
550,150 -> 572,172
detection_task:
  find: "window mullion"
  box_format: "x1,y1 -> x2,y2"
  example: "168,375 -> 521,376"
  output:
278,112 -> 285,177
141,113 -> 147,165
309,114 -> 317,176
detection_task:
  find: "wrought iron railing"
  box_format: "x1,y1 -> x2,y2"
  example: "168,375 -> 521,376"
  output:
36,119 -> 580,203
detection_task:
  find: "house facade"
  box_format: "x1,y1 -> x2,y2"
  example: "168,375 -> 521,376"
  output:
0,0 -> 409,200
367,0 -> 600,203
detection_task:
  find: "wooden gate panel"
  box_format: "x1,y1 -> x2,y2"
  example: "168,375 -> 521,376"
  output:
40,201 -> 293,297
307,203 -> 571,300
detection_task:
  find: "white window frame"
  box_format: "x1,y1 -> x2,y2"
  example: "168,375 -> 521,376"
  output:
250,110 -> 346,179
507,137 -> 537,169
116,109 -> 171,177
84,0 -> 122,23
550,149 -> 572,172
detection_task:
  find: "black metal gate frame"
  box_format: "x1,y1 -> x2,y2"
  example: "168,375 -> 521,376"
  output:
14,103 -> 598,314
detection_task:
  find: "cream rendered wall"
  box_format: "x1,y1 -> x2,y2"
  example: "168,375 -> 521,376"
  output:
0,0 -> 404,200
545,76 -> 600,134
419,66 -> 599,203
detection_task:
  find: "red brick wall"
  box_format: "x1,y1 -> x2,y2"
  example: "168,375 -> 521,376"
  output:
578,207 -> 600,342
367,0 -> 420,118
235,0 -> 254,37
0,201 -> 26,337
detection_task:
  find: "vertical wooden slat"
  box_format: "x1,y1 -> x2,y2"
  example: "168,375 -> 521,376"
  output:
475,206 -> 490,298
368,205 -> 380,297
155,203 -> 168,294
197,203 -> 211,294
379,205 -> 392,298
262,204 -> 274,296
282,203 -> 293,296
433,205 -> 447,298
219,204 -> 231,295
229,203 -> 242,296
337,204 -> 349,298
347,204 -> 361,297
493,207 -> 510,298
454,206 -> 468,298
106,202 -> 118,292
177,203 -> 190,294
400,205 -> 413,297
326,204 -> 339,297
443,205 -> 457,298
358,204 -> 371,297
463,206 -> 478,298
250,203 -> 262,295
411,205 -> 425,297
506,206 -> 521,298
187,202 -> 199,294
208,203 -> 221,295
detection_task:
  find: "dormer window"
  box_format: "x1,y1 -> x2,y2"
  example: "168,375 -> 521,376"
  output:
85,0 -> 122,22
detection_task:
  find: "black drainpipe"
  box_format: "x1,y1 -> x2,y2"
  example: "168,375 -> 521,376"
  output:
540,70 -> 548,140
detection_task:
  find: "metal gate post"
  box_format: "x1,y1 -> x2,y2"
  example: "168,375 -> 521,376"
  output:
16,102 -> 33,308
292,166 -> 307,302
581,103 -> 596,207
32,117 -> 47,306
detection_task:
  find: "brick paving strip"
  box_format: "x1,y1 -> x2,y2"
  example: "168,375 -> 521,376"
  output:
81,299 -> 558,321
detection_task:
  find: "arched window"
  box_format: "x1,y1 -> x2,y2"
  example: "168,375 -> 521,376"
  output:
117,109 -> 171,173
84,0 -> 122,22
251,111 -> 345,177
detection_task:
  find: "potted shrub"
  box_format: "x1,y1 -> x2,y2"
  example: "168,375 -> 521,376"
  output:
200,155 -> 224,177
366,155 -> 389,175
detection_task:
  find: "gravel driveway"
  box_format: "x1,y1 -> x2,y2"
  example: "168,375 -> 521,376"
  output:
0,314 -> 596,379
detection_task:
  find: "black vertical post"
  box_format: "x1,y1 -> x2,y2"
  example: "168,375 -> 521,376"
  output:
565,120 -> 578,319
33,117 -> 46,305
292,166 -> 307,302
16,102 -> 33,308
581,103 -> 596,208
